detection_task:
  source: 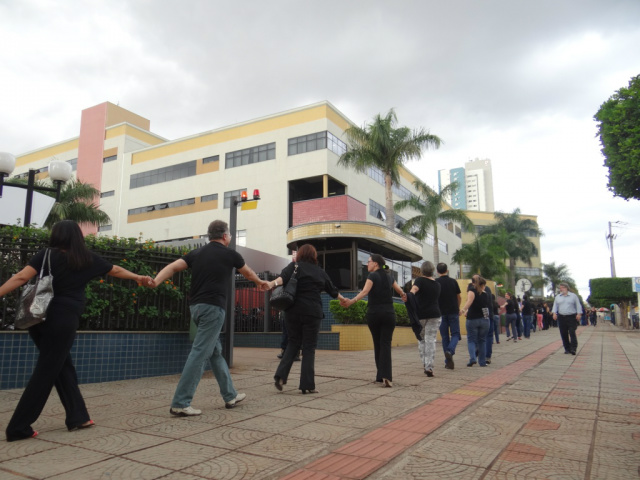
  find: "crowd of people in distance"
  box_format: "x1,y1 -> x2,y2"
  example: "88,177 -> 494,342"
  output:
0,218 -> 589,441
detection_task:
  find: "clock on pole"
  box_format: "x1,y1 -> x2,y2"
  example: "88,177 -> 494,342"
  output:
516,278 -> 532,297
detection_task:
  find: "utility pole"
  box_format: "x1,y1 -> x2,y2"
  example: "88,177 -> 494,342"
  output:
606,221 -> 617,277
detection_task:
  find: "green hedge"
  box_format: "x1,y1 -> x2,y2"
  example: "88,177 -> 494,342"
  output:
329,299 -> 409,326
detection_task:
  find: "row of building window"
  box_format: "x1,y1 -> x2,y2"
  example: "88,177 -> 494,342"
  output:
126,130 -> 345,188
130,161 -> 197,189
128,198 -> 195,216
288,131 -> 346,157
368,167 -> 413,201
368,199 -> 407,228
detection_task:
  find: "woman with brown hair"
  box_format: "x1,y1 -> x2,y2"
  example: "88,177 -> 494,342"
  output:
341,254 -> 406,387
270,244 -> 345,394
460,275 -> 491,367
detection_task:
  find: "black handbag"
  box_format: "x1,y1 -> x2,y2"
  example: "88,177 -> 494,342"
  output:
270,264 -> 298,311
15,249 -> 54,329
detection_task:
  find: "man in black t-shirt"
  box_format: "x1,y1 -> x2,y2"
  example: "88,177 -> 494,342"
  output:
153,220 -> 269,416
435,263 -> 461,369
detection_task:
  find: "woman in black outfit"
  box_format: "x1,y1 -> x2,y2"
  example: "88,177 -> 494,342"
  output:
271,244 -> 345,394
1,221 -> 152,442
504,292 -> 519,343
342,254 -> 407,387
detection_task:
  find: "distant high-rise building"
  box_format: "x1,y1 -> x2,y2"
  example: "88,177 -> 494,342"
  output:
438,158 -> 494,212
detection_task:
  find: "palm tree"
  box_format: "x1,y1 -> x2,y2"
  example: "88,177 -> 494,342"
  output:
479,208 -> 542,292
542,262 -> 575,296
338,109 -> 442,229
395,180 -> 475,263
44,179 -> 111,228
451,235 -> 508,280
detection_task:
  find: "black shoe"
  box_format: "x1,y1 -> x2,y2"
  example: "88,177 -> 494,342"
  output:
277,349 -> 284,359
467,360 -> 477,367
425,369 -> 434,377
274,377 -> 284,391
571,350 -> 576,355
486,359 -> 491,365
564,351 -> 571,354
444,351 -> 454,370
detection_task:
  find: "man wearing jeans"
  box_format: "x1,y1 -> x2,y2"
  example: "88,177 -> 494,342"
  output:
153,220 -> 269,416
436,263 -> 461,370
552,282 -> 582,355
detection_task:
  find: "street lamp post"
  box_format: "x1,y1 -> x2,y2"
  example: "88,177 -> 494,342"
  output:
0,153 -> 73,226
223,189 -> 261,367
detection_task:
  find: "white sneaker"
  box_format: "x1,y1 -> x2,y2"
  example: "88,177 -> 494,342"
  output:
225,393 -> 246,409
170,406 -> 202,416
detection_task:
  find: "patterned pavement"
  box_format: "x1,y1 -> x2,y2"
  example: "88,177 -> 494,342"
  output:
1,322 -> 639,479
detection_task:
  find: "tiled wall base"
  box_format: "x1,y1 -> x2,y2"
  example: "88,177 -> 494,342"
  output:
0,330 -> 340,390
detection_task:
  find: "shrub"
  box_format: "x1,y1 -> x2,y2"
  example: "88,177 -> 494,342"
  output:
329,299 -> 409,326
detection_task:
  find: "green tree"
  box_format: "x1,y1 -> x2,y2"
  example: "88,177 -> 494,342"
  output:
338,109 -> 442,229
594,74 -> 640,200
588,277 -> 635,329
451,235 -> 507,281
542,262 -> 575,297
479,208 -> 542,292
44,179 -> 111,228
395,180 -> 475,264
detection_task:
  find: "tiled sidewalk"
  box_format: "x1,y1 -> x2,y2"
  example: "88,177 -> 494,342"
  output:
1,322 -> 638,479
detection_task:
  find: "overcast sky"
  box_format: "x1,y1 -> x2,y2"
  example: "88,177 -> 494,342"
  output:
2,0 -> 639,300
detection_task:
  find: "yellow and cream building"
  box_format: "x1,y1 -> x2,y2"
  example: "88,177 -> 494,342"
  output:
13,101 -> 463,290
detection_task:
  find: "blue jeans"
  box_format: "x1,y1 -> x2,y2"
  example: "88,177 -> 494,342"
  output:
440,313 -> 461,356
172,304 -> 237,408
485,315 -> 494,359
516,315 -> 523,338
493,315 -> 500,342
467,317 -> 490,366
523,314 -> 533,338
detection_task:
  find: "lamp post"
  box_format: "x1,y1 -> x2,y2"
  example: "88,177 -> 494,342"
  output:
223,189 -> 261,367
0,153 -> 73,226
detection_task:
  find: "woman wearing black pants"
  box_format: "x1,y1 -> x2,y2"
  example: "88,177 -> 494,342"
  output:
1,221 -> 152,442
342,254 -> 406,387
270,244 -> 344,394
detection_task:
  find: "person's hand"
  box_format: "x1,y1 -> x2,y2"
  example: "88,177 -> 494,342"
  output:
400,292 -> 407,302
340,297 -> 352,308
138,275 -> 155,287
257,280 -> 271,291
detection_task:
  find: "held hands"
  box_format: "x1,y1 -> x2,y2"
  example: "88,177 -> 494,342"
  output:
340,297 -> 355,308
137,275 -> 155,288
256,280 -> 271,291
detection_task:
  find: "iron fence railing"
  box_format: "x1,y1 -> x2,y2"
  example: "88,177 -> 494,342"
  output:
0,235 -> 280,332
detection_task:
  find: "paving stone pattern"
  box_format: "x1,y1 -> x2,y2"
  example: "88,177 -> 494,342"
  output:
1,322 -> 639,479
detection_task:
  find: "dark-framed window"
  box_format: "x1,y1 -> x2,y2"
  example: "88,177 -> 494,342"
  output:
103,155 -> 117,163
288,131 -> 346,156
128,198 -> 195,216
201,193 -> 218,202
225,143 -> 275,169
203,155 -> 219,164
130,160 -> 197,189
223,189 -> 247,208
100,190 -> 115,198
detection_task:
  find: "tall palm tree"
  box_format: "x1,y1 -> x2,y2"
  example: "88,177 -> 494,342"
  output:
338,109 -> 442,229
451,235 -> 508,280
542,262 -> 575,297
395,180 -> 475,263
480,208 -> 542,292
44,179 -> 111,228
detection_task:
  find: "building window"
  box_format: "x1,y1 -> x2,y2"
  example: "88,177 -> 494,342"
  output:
128,198 -> 195,216
103,155 -> 117,163
100,190 -> 115,198
425,233 -> 435,246
224,189 -> 247,208
67,158 -> 77,171
236,229 -> 246,247
438,239 -> 448,254
130,160 -> 197,189
203,155 -> 219,164
225,143 -> 275,169
98,224 -> 112,232
201,193 -> 218,203
288,131 -> 346,156
368,166 -> 412,200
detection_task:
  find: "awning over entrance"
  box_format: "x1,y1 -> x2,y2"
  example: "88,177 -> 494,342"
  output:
286,221 -> 423,262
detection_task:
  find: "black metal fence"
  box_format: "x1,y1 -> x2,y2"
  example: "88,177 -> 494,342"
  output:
0,233 -> 280,332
